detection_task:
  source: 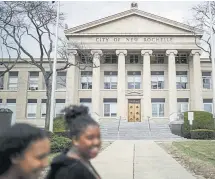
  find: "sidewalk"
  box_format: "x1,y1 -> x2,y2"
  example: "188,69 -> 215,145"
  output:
92,140 -> 196,179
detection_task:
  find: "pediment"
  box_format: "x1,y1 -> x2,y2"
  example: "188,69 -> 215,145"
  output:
65,9 -> 203,36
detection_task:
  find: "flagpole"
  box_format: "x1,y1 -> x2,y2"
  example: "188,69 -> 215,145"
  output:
209,1 -> 215,117
49,1 -> 60,132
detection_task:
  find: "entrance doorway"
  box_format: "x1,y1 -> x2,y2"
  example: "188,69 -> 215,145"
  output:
128,99 -> 141,122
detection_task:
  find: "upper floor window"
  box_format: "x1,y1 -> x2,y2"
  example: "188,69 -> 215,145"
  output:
0,72 -> 4,90
80,71 -> 92,89
202,72 -> 212,89
151,71 -> 164,89
104,54 -> 117,64
127,71 -> 141,89
129,55 -> 139,64
151,54 -> 164,64
8,72 -> 18,90
176,71 -> 188,89
175,53 -> 188,64
104,71 -> 117,89
56,71 -> 66,90
28,72 -> 39,90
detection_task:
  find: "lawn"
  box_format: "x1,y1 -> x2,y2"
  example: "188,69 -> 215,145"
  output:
172,141 -> 215,166
158,140 -> 215,179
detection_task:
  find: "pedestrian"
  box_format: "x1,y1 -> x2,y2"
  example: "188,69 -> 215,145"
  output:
0,123 -> 50,179
47,105 -> 101,179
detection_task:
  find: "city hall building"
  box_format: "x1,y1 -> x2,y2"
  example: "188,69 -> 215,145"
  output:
0,3 -> 213,127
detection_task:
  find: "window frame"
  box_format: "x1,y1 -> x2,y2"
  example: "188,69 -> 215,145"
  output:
27,99 -> 37,119
80,71 -> 92,89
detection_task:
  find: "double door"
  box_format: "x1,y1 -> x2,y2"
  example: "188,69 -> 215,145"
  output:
128,99 -> 141,122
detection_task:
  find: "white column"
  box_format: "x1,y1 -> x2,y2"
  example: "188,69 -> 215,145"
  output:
190,50 -> 203,110
91,50 -> 102,121
66,50 -> 78,106
141,50 -> 153,120
116,50 -> 127,119
166,50 -> 178,118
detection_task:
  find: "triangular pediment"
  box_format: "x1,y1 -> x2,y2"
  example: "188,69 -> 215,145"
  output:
65,9 -> 203,36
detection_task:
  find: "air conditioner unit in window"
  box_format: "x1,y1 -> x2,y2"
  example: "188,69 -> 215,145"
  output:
29,87 -> 38,90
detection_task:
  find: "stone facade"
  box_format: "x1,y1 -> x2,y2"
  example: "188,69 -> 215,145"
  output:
0,4 -> 213,127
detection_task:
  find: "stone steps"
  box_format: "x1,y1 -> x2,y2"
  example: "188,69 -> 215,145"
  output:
99,119 -> 183,140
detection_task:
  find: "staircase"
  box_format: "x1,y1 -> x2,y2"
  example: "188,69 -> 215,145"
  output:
99,118 -> 183,140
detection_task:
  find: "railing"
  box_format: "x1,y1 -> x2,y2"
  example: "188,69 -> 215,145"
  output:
147,116 -> 152,136
117,116 -> 122,140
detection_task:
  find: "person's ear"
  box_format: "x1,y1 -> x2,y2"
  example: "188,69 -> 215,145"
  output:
72,137 -> 79,147
11,154 -> 23,164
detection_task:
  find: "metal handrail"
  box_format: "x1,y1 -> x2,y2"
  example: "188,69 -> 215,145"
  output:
147,116 -> 152,136
117,116 -> 122,140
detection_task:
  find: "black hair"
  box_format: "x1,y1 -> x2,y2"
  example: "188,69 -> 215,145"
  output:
0,123 -> 48,175
63,105 -> 99,139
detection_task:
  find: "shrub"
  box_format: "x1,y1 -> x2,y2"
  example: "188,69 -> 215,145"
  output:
183,111 -> 214,138
191,129 -> 214,140
54,131 -> 70,138
50,134 -> 71,153
53,116 -> 68,133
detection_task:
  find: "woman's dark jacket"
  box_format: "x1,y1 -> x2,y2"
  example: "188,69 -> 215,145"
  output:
46,152 -> 99,179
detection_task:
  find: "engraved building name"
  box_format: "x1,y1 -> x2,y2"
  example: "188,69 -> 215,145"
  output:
95,37 -> 173,43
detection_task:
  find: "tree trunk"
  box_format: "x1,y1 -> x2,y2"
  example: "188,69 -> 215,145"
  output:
44,75 -> 52,130
45,88 -> 52,130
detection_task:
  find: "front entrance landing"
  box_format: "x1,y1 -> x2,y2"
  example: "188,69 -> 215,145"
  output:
92,140 -> 196,179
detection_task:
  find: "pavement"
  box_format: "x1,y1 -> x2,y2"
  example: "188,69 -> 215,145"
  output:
92,140 -> 196,179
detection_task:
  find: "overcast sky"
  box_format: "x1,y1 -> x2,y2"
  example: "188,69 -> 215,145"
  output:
2,1 -> 206,58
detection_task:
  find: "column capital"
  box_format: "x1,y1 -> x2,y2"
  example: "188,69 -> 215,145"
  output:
91,50 -> 103,56
116,50 -> 127,56
190,49 -> 201,56
68,50 -> 78,56
141,50 -> 153,56
166,50 -> 178,56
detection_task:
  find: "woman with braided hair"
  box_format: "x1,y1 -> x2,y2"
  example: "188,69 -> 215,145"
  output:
47,105 -> 101,179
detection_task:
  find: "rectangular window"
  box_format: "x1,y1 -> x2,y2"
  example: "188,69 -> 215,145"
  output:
175,53 -> 188,64
41,99 -> 46,118
80,71 -> 92,89
103,98 -> 117,117
176,71 -> 188,89
177,98 -> 189,113
129,55 -> 139,64
56,72 -> 66,90
104,54 -> 117,64
8,72 -> 18,90
127,71 -> 141,89
203,99 -> 213,114
151,54 -> 164,64
27,99 -> 37,118
0,72 -> 4,90
151,98 -> 165,117
6,99 -> 16,125
28,72 -> 39,90
104,71 -> 117,89
55,99 -> 65,117
80,98 -> 92,114
202,72 -> 212,89
151,71 -> 164,89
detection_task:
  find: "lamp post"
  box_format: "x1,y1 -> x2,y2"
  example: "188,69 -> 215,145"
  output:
49,1 -> 60,132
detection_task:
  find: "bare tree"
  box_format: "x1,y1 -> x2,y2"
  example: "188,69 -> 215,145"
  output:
188,1 -> 215,61
0,1 -> 96,130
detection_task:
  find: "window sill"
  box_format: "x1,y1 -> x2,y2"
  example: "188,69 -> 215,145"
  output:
203,89 -> 212,91
101,89 -> 117,91
176,89 -> 190,91
0,90 -> 18,92
151,89 -> 168,91
78,89 -> 92,91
